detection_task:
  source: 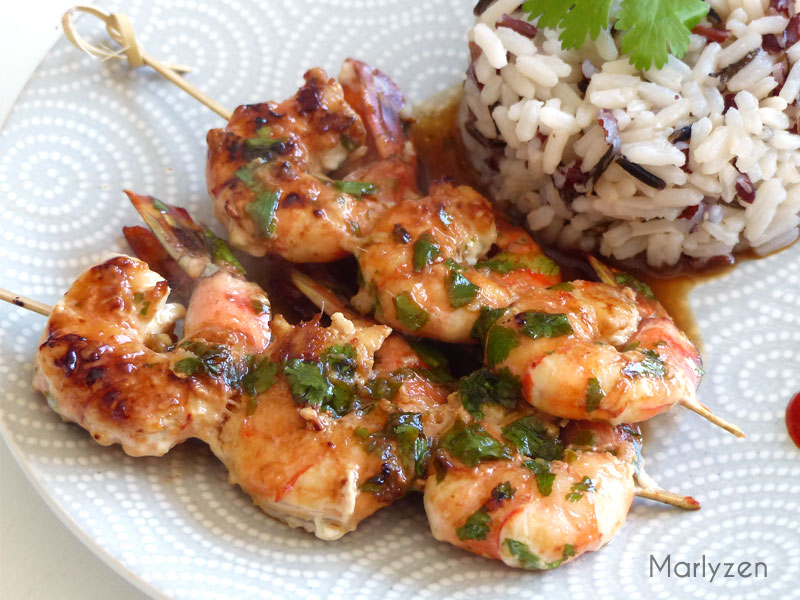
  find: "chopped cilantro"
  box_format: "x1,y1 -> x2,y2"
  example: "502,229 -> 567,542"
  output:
366,412 -> 431,479
585,377 -> 605,412
139,300 -> 151,316
491,481 -> 515,502
366,371 -> 408,400
203,228 -> 246,274
614,272 -> 656,300
566,476 -> 596,502
283,359 -> 332,407
412,234 -> 440,272
471,306 -> 507,346
245,127 -> 287,152
320,344 -> 357,382
456,507 -> 492,541
520,0 -> 709,71
446,269 -> 479,308
408,340 -> 454,383
439,420 -> 512,467
485,326 -> 520,366
570,429 -> 597,447
176,340 -> 245,386
502,416 -> 564,461
504,538 -> 576,570
623,348 -> 667,378
354,426 -> 370,439
476,252 -> 559,277
245,190 -> 280,237
518,311 -> 573,340
549,282 -> 575,292
241,357 -> 279,398
524,458 -> 556,496
333,180 -> 376,197
459,368 -> 521,420
394,292 -> 430,331
174,357 -> 203,377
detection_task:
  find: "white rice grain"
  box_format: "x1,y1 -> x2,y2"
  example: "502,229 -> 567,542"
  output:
473,23 -> 508,69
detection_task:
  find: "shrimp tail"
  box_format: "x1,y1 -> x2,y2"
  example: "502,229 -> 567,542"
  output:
587,255 -> 618,287
124,190 -> 245,279
289,269 -> 369,325
122,225 -> 193,291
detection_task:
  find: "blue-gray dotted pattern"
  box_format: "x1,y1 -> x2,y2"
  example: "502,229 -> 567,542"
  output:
0,1 -> 798,598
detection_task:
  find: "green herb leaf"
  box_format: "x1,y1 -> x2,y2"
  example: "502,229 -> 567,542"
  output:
623,348 -> 667,378
354,426 -> 370,439
471,306 -> 507,345
549,282 -> 575,292
334,180 -> 376,196
203,228 -> 246,274
412,233 -> 440,272
174,357 -> 203,377
371,412 -> 431,479
446,269 -> 479,308
283,359 -> 332,407
491,481 -> 515,502
504,538 -> 576,570
245,127 -> 287,152
177,340 -> 246,387
519,311 -> 573,340
617,0 -> 709,70
621,341 -> 641,352
440,420 -> 512,467
523,458 -> 556,496
521,0 -> 708,71
321,344 -> 357,382
476,252 -> 559,277
566,476 -> 596,502
394,292 -> 430,331
366,371 -> 409,400
459,368 -> 521,420
485,326 -> 519,367
152,198 -> 170,213
585,377 -> 605,412
502,416 -> 564,461
245,190 -> 280,237
614,272 -> 656,300
456,507 -> 492,541
241,357 -> 279,398
139,300 -> 151,316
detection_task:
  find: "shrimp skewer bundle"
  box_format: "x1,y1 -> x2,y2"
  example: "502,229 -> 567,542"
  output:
34,193 -> 454,539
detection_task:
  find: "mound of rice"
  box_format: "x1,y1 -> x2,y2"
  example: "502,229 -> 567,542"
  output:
460,0 -> 800,270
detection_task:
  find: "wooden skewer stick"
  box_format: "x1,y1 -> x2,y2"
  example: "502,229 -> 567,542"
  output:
61,5 -> 232,121
681,398 -> 745,438
0,289 -> 52,316
634,486 -> 701,510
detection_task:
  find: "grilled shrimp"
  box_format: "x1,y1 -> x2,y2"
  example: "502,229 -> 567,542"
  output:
217,313 -> 454,539
424,377 -> 636,569
33,254 -> 271,457
206,60 -> 415,262
351,182 -> 561,343
482,269 -> 704,425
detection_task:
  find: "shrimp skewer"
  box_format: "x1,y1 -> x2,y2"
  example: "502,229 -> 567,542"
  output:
480,256 -> 743,437
352,183 -> 561,344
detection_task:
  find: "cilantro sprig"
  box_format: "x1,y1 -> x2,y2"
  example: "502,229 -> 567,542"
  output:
520,0 -> 709,71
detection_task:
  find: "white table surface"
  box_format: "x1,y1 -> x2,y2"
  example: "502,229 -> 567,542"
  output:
0,2 -> 150,598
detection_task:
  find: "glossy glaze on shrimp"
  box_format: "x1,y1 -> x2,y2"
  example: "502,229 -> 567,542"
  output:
33,255 -> 271,456
351,182 -> 561,343
484,276 -> 703,425
207,60 -> 414,262
424,378 -> 636,570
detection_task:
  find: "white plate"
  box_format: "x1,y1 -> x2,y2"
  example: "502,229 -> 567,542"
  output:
1,1 -> 799,598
